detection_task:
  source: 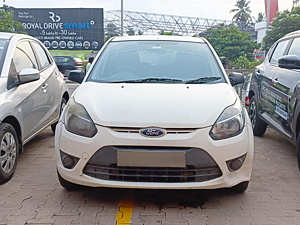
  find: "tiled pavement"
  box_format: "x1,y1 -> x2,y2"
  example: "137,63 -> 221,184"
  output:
1,127 -> 300,225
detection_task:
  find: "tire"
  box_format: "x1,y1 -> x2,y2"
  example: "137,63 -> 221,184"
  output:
0,123 -> 19,184
297,134 -> 300,171
249,95 -> 267,136
230,181 -> 249,193
63,69 -> 71,77
57,170 -> 80,190
51,98 -> 67,134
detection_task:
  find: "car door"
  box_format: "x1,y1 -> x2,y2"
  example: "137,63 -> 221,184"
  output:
30,41 -> 61,127
258,39 -> 290,119
269,37 -> 300,137
11,40 -> 48,141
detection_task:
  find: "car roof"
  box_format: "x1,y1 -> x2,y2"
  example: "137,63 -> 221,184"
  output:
283,30 -> 300,38
0,32 -> 33,40
110,35 -> 206,43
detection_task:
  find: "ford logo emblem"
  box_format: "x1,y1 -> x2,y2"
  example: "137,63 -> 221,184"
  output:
140,128 -> 166,138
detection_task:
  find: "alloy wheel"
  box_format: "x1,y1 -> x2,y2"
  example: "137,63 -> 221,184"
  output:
0,132 -> 17,174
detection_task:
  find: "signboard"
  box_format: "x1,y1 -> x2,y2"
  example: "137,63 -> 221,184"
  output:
14,8 -> 104,51
253,48 -> 265,59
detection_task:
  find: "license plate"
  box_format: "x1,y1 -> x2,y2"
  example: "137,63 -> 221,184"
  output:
117,150 -> 186,168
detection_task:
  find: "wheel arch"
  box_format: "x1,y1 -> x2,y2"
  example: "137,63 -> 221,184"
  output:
62,91 -> 69,102
294,102 -> 300,144
2,116 -> 23,153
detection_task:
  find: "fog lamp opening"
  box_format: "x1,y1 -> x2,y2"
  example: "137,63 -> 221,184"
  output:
60,150 -> 79,169
226,153 -> 247,172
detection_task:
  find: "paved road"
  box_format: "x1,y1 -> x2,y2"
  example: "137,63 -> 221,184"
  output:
1,127 -> 300,225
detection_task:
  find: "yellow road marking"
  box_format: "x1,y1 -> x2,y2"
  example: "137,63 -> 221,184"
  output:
115,194 -> 134,225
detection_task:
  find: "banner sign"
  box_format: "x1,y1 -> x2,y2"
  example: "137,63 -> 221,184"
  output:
14,8 -> 104,50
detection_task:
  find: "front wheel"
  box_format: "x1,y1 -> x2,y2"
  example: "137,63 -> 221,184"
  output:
249,95 -> 267,136
296,134 -> 300,171
0,123 -> 19,184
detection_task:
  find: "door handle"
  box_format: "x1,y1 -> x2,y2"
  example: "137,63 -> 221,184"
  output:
255,68 -> 261,76
42,83 -> 48,92
272,78 -> 279,85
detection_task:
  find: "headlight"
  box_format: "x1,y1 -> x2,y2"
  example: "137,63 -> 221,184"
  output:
62,98 -> 97,137
209,100 -> 245,140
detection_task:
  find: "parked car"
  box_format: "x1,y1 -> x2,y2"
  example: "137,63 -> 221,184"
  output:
0,32 -> 69,184
55,35 -> 253,192
53,55 -> 83,77
248,30 -> 300,169
240,73 -> 252,108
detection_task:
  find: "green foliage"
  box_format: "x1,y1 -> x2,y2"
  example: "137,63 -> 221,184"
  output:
255,12 -> 264,23
205,25 -> 257,63
105,23 -> 119,41
231,55 -> 262,69
0,7 -> 26,33
126,27 -> 135,36
262,6 -> 300,51
50,50 -> 93,60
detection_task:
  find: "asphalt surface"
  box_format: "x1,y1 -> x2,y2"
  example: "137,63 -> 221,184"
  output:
1,127 -> 300,225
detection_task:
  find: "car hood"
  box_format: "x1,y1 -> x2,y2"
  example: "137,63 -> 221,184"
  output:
73,82 -> 238,128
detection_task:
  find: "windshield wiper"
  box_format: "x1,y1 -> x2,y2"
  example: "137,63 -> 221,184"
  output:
185,76 -> 221,84
111,77 -> 183,83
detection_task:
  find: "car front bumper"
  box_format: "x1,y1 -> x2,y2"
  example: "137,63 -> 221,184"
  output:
55,113 -> 254,190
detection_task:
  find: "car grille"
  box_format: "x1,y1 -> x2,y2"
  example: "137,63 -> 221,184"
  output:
82,146 -> 222,183
111,127 -> 196,134
84,164 -> 221,182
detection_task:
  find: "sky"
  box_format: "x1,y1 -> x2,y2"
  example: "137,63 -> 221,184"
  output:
5,0 -> 293,21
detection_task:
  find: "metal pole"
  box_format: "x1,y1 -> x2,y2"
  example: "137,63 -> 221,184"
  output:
121,0 -> 123,36
266,0 -> 271,27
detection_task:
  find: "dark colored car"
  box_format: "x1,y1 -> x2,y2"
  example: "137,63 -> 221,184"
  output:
53,55 -> 83,76
248,30 -> 300,169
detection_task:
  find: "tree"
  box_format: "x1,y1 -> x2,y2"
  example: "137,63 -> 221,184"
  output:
137,30 -> 143,35
205,25 -> 257,63
262,6 -> 300,51
126,27 -> 135,36
254,12 -> 265,23
105,23 -> 119,41
0,5 -> 26,33
230,0 -> 253,31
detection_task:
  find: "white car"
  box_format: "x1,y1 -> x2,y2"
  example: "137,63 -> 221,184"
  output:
55,36 -> 254,192
0,32 -> 69,184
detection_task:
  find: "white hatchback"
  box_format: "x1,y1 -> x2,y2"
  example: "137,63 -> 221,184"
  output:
55,35 -> 254,192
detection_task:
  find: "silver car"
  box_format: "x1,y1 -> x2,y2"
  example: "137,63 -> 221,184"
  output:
0,32 -> 69,184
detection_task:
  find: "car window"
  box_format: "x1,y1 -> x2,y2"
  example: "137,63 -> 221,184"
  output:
269,40 -> 289,64
88,40 -> 224,83
288,37 -> 300,57
31,41 -> 51,69
13,41 -> 38,73
0,39 -> 9,77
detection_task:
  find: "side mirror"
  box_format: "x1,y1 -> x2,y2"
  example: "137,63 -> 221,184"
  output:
278,55 -> 300,69
18,68 -> 40,84
229,72 -> 244,86
68,70 -> 85,84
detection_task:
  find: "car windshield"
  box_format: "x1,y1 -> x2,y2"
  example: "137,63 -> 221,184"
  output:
87,40 -> 225,84
0,39 -> 9,77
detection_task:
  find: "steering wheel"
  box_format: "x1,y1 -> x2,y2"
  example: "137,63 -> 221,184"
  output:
110,66 -> 141,77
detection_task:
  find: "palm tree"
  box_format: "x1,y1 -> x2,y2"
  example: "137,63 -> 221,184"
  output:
230,0 -> 253,31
